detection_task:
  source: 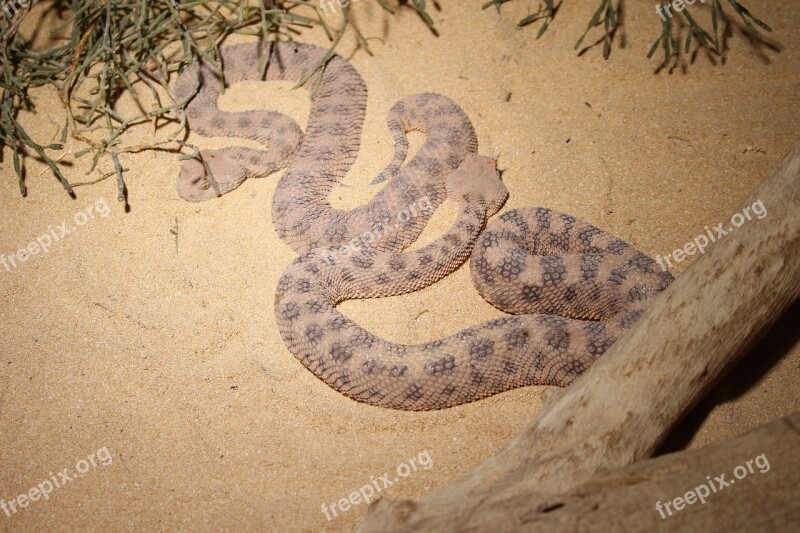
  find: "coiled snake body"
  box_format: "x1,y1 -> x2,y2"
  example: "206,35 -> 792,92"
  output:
176,42 -> 673,411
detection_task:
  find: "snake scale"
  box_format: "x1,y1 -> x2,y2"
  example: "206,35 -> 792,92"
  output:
175,41 -> 674,411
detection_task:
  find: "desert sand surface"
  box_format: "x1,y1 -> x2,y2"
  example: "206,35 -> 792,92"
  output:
1,0 -> 798,531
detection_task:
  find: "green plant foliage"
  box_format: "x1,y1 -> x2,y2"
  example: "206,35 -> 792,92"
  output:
0,0 -> 771,200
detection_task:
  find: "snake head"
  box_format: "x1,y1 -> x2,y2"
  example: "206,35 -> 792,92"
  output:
177,149 -> 247,202
446,155 -> 508,217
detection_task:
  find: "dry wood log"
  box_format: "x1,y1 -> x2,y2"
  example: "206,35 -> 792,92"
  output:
429,413 -> 797,531
357,139 -> 800,532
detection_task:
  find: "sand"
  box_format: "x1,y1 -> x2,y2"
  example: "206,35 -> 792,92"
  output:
1,0 -> 798,531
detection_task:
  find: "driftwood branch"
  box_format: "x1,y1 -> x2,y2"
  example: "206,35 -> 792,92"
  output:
424,413 -> 797,531
357,139 -> 800,531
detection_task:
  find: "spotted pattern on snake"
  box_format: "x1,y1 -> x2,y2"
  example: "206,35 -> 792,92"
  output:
176,42 -> 674,410
175,41 -> 478,255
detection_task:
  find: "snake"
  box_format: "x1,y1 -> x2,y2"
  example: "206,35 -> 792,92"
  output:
175,41 -> 674,411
